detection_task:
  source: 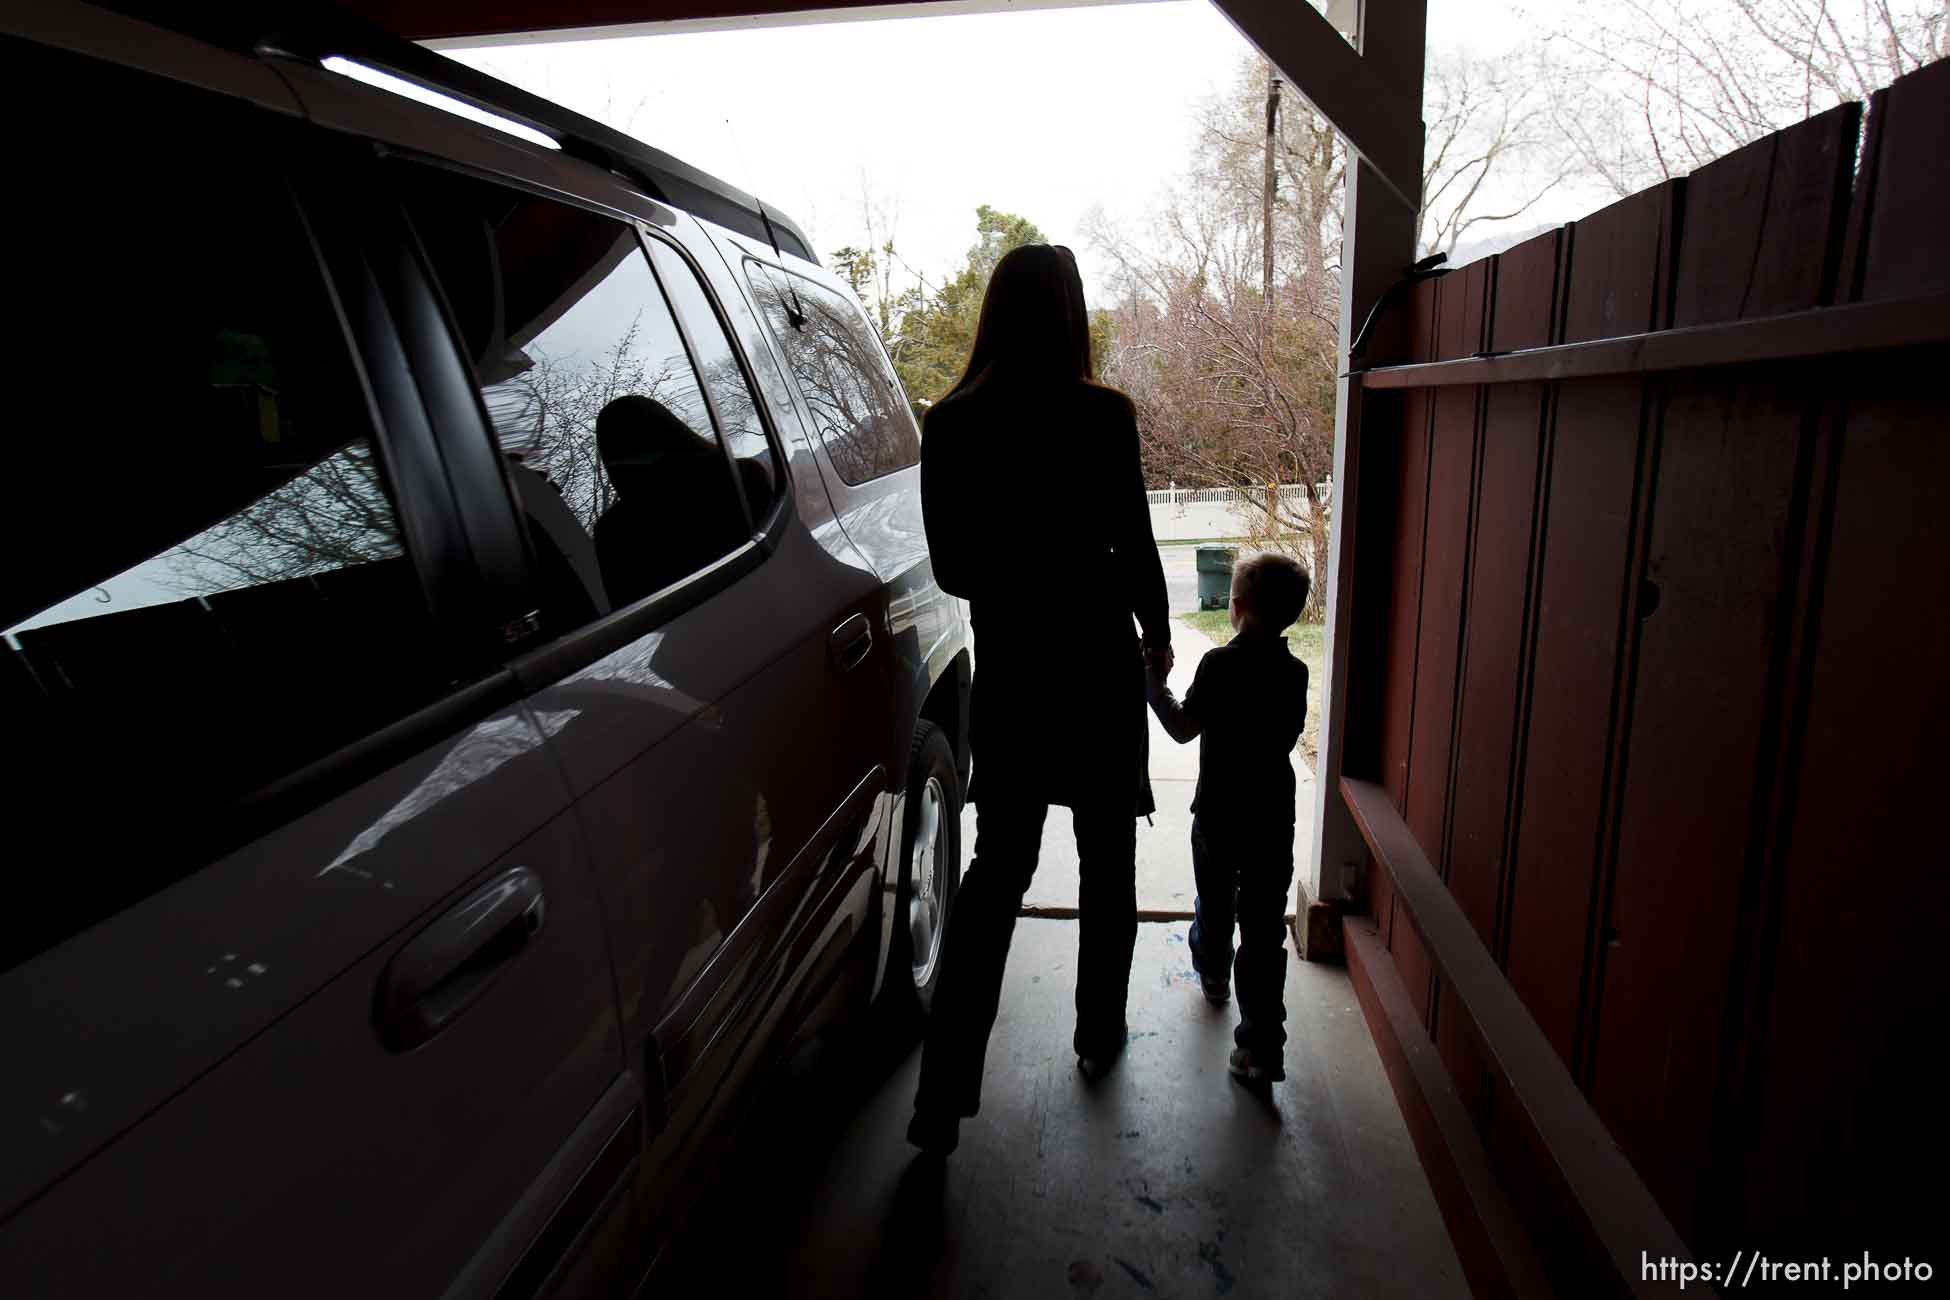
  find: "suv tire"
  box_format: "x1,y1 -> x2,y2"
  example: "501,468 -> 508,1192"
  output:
885,722 -> 961,1024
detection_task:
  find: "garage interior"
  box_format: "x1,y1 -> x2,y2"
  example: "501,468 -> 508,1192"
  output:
339,1 -> 1947,1296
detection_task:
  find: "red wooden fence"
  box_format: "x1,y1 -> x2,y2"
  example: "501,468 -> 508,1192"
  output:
1339,55 -> 1950,1298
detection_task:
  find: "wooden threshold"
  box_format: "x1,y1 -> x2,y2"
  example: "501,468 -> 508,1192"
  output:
1340,776 -> 1693,1296
1356,289 -> 1950,390
1017,906 -> 1205,922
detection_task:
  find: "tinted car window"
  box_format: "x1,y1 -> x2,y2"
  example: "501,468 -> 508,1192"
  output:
402,171 -> 752,622
644,239 -> 783,521
749,263 -> 921,484
2,95 -> 455,972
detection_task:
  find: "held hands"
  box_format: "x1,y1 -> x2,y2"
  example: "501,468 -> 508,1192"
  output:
1142,640 -> 1174,679
1142,640 -> 1174,701
1140,636 -> 1201,744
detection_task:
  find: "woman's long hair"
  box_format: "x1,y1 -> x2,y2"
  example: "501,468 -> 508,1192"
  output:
940,243 -> 1092,403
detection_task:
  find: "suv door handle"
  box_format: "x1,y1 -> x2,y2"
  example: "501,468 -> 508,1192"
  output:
829,614 -> 873,672
374,867 -> 545,1051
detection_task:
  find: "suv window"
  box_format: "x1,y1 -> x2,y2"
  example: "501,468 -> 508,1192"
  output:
749,264 -> 921,484
402,171 -> 754,623
644,239 -> 783,521
3,86 -> 455,972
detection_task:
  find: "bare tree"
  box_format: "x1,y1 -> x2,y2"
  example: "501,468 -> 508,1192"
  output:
1089,187 -> 1339,612
1527,0 -> 1948,198
1088,50 -> 1573,615
1420,49 -> 1583,255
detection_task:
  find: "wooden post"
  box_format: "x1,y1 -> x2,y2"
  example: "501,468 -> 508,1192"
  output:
1263,67 -> 1279,311
1311,0 -> 1425,907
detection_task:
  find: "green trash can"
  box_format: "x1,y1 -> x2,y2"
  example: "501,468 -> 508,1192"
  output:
1196,545 -> 1237,610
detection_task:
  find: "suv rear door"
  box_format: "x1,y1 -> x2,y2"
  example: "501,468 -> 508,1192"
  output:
737,255 -> 961,768
374,151 -> 895,1230
0,23 -> 625,1297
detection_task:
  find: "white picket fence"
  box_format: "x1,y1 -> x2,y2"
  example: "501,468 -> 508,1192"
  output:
1147,482 -> 1328,542
1145,483 -> 1317,508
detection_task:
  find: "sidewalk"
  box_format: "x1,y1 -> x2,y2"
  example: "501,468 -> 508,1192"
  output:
957,616 -> 1318,918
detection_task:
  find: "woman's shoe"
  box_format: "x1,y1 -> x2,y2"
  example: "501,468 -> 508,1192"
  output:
906,1109 -> 960,1156
1076,1031 -> 1128,1082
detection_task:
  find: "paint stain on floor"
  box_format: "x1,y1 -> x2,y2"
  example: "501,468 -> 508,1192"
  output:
1199,1240 -> 1237,1295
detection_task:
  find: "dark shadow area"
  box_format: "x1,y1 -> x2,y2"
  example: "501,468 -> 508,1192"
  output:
860,1155 -> 951,1298
1229,1074 -> 1286,1126
649,922 -> 1466,1300
649,1002 -> 930,1298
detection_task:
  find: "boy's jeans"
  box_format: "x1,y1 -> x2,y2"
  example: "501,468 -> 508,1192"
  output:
1187,816 -> 1295,1058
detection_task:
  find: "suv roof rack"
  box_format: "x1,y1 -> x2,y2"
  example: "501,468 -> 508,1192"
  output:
123,0 -> 818,263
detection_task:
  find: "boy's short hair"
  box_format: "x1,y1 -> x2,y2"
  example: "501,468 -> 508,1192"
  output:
1234,552 -> 1311,631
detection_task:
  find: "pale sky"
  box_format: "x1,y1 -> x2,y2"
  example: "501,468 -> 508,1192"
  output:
441,0 -> 1543,303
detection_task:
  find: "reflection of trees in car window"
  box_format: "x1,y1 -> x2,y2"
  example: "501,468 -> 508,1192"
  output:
163,441 -> 401,595
644,240 -> 781,512
492,312 -> 706,536
749,265 -> 920,485
697,353 -> 760,446
402,168 -> 750,627
2,85 -> 459,972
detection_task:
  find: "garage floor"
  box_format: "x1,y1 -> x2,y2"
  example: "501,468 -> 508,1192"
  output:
655,922 -> 1466,1300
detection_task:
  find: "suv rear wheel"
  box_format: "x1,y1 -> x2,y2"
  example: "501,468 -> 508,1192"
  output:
885,722 -> 960,1022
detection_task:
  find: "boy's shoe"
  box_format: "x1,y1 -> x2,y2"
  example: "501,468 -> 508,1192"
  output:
1228,1047 -> 1285,1086
906,1109 -> 960,1156
1188,929 -> 1230,1005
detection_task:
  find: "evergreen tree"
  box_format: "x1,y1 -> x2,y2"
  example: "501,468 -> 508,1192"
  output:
890,205 -> 1046,404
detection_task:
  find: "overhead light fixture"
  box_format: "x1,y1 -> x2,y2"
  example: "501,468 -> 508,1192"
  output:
321,56 -> 560,151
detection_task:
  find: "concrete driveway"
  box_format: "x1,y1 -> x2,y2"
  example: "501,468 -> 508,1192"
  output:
1159,542 -> 1204,613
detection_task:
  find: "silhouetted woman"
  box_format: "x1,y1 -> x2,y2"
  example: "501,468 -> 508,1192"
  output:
909,243 -> 1170,1155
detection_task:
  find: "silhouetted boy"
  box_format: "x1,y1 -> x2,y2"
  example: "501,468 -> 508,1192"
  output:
1145,552 -> 1310,1085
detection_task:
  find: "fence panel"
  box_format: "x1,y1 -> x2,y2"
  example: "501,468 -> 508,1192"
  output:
1446,230 -> 1562,959
1854,57 -> 1950,301
1735,56 -> 1950,1258
1336,55 -> 1950,1292
1374,277 -> 1440,1019
1586,106 -> 1860,1245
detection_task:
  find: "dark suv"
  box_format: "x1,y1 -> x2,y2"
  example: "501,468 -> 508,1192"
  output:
0,6 -> 970,1295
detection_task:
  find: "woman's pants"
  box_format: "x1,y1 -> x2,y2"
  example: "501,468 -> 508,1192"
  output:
914,796 -> 1137,1118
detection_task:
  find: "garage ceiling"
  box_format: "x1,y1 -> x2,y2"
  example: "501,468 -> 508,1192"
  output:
341,0 -> 1106,44
332,0 -> 1424,214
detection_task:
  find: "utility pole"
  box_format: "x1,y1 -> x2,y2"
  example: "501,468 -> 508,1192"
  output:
1262,67 -> 1280,310
1261,65 -> 1282,535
